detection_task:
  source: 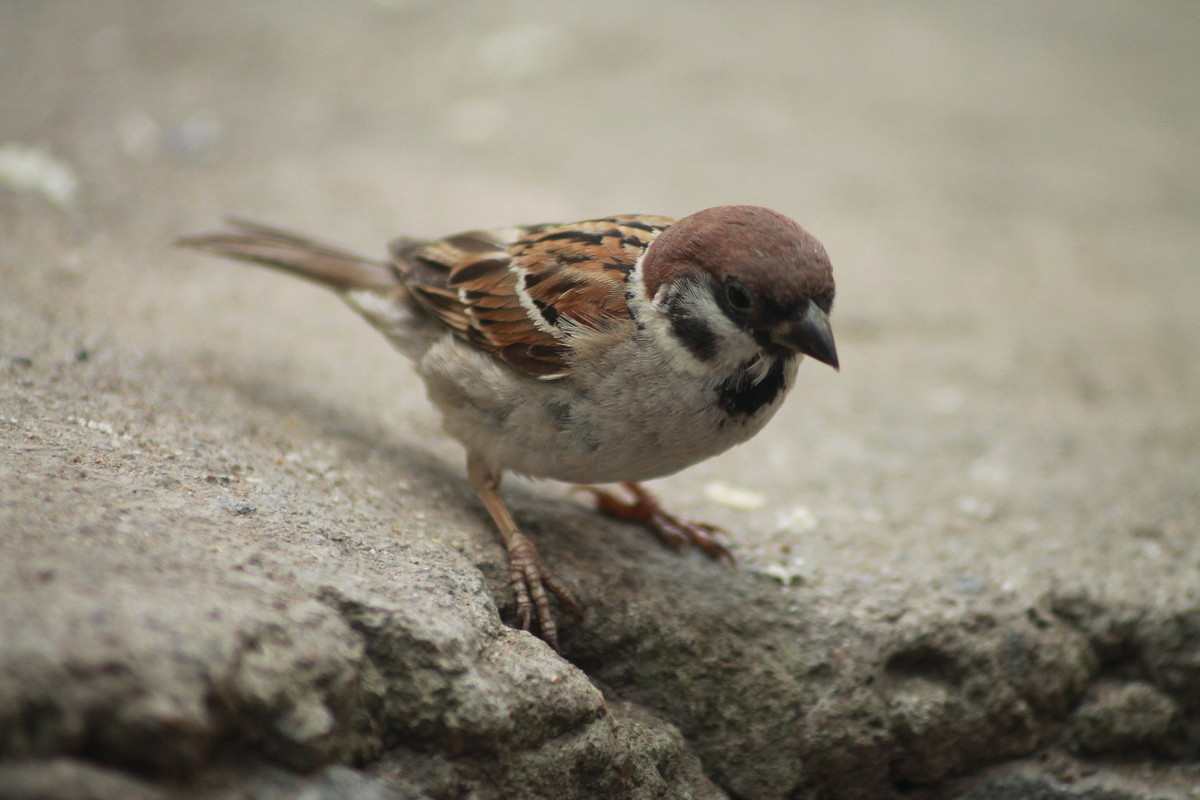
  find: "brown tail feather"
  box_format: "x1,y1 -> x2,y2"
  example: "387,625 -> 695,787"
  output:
176,219 -> 400,292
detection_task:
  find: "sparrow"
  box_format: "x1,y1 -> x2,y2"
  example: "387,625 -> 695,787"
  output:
177,205 -> 838,650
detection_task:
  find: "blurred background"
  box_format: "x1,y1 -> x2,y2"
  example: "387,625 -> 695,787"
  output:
2,1 -> 1197,591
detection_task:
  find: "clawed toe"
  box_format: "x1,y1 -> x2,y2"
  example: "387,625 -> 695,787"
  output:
575,482 -> 735,563
469,456 -> 582,652
506,532 -> 582,651
647,511 -> 733,562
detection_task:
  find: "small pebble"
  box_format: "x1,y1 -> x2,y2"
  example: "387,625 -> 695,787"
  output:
0,141 -> 80,206
704,481 -> 766,510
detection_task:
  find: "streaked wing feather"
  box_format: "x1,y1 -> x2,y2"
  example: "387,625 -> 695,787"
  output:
393,215 -> 675,377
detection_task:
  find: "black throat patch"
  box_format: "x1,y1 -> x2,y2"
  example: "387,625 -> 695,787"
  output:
716,356 -> 792,418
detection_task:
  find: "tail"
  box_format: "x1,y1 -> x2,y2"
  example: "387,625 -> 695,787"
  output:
176,218 -> 400,293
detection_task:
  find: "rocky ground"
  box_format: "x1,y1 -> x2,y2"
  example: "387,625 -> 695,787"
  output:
2,2 -> 1198,798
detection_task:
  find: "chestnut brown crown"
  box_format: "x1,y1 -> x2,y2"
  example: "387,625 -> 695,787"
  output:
642,205 -> 838,369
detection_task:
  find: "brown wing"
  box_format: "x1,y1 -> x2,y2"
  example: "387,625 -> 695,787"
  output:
391,215 -> 674,378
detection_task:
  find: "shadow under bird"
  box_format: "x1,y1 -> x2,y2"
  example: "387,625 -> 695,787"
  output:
178,205 -> 838,650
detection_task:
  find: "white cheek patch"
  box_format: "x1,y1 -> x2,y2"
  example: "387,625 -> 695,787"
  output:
665,279 -> 743,343
649,278 -> 760,373
626,256 -> 707,374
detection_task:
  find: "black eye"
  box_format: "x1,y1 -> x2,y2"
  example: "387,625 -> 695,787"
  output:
723,278 -> 753,312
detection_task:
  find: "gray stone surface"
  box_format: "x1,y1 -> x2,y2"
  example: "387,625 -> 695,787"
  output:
2,2 -> 1198,799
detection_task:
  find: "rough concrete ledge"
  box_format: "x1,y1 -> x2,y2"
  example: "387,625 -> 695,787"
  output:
2,344 -> 1197,799
3,2 -> 1198,798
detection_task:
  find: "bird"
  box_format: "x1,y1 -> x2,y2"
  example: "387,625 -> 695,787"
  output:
177,205 -> 838,650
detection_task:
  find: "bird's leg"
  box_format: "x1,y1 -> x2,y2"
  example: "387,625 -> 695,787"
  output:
575,482 -> 734,563
467,454 -> 582,651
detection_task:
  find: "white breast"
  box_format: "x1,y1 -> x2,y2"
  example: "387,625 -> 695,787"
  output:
418,325 -> 799,485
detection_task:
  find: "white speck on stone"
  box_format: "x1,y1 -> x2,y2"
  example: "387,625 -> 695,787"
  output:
859,507 -> 885,523
67,416 -> 114,435
760,564 -> 794,585
775,504 -> 818,532
956,495 -> 996,520
0,142 -> 80,207
704,481 -> 766,510
757,557 -> 809,587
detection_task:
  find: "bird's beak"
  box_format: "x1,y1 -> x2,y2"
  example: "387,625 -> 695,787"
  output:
771,304 -> 839,371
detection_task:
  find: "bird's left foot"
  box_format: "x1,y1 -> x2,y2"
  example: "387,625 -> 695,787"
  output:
575,482 -> 734,563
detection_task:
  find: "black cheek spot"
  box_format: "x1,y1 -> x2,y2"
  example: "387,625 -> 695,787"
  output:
670,314 -> 717,362
664,282 -> 718,362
